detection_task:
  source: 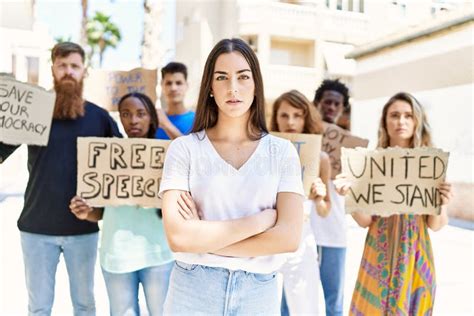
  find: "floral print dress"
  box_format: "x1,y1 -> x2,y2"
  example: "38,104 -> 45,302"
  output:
350,214 -> 436,316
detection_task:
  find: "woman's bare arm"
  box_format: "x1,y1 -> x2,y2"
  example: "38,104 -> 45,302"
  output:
162,190 -> 277,253
311,153 -> 331,217
427,182 -> 452,231
211,192 -> 304,257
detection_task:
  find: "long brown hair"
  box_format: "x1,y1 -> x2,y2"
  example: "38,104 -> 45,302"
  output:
378,92 -> 432,148
271,89 -> 324,134
191,38 -> 268,140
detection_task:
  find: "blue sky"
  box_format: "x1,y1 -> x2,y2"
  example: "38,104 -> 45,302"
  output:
35,0 -> 147,69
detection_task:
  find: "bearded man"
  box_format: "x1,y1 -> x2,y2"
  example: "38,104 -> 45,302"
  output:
0,42 -> 121,315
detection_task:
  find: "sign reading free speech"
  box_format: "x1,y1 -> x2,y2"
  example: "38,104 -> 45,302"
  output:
77,137 -> 171,208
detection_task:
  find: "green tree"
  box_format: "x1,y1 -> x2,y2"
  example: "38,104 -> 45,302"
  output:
86,11 -> 121,67
54,35 -> 73,43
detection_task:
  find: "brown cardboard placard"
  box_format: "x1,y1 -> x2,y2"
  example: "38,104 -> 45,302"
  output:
341,147 -> 449,216
77,137 -> 171,208
0,75 -> 55,145
322,122 -> 369,179
83,68 -> 157,111
271,132 -> 322,196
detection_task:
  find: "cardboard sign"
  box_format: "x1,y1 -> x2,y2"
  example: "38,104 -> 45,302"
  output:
84,68 -> 157,111
271,132 -> 321,196
322,122 -> 369,179
341,147 -> 449,216
0,75 -> 55,145
77,137 -> 171,208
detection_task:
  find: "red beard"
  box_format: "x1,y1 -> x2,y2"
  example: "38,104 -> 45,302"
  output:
53,75 -> 85,120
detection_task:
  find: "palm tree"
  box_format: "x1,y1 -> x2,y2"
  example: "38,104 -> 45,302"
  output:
86,11 -> 121,67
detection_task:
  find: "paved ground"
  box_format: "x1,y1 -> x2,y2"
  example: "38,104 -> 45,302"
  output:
0,194 -> 472,315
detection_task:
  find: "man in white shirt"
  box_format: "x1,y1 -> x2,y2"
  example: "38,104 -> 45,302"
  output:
312,79 -> 350,316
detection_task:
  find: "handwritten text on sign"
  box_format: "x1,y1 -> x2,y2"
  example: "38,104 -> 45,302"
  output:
0,75 -> 55,145
84,68 -> 157,111
77,137 -> 171,208
341,147 -> 449,216
271,132 -> 321,196
322,122 -> 368,179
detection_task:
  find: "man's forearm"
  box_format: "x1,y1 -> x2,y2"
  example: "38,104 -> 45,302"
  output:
162,123 -> 183,140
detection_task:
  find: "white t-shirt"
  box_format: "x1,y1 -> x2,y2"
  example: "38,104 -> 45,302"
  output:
159,131 -> 304,274
310,181 -> 347,247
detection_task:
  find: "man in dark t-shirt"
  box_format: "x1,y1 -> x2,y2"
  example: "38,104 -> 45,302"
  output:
0,42 -> 121,315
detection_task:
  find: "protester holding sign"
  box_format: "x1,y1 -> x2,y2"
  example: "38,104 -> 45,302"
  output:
155,62 -> 195,140
159,38 -> 304,314
334,92 -> 453,315
70,92 -> 173,316
312,79 -> 351,316
270,89 -> 331,316
0,42 -> 121,315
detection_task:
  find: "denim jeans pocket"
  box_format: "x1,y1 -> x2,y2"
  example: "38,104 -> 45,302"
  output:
175,261 -> 199,272
251,271 -> 277,284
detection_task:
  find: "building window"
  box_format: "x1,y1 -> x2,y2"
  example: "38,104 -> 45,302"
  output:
359,0 -> 364,13
337,0 -> 342,10
26,57 -> 39,85
348,0 -> 354,12
270,38 -> 313,67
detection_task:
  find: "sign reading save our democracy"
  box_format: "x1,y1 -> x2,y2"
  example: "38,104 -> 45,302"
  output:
0,74 -> 55,146
341,147 -> 449,216
272,132 -> 321,196
77,137 -> 171,208
83,68 -> 157,111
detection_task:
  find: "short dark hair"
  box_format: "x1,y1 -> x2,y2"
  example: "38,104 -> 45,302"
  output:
313,79 -> 350,108
161,62 -> 188,80
118,92 -> 159,139
191,38 -> 268,140
51,42 -> 85,63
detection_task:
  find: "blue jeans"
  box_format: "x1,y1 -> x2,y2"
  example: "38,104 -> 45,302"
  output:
318,246 -> 346,316
20,231 -> 98,316
280,289 -> 289,316
164,261 -> 279,315
102,262 -> 173,316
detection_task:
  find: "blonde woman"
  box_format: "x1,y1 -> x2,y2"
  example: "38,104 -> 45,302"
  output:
335,92 -> 453,315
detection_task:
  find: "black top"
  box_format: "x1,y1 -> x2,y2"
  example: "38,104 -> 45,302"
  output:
0,102 -> 122,235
